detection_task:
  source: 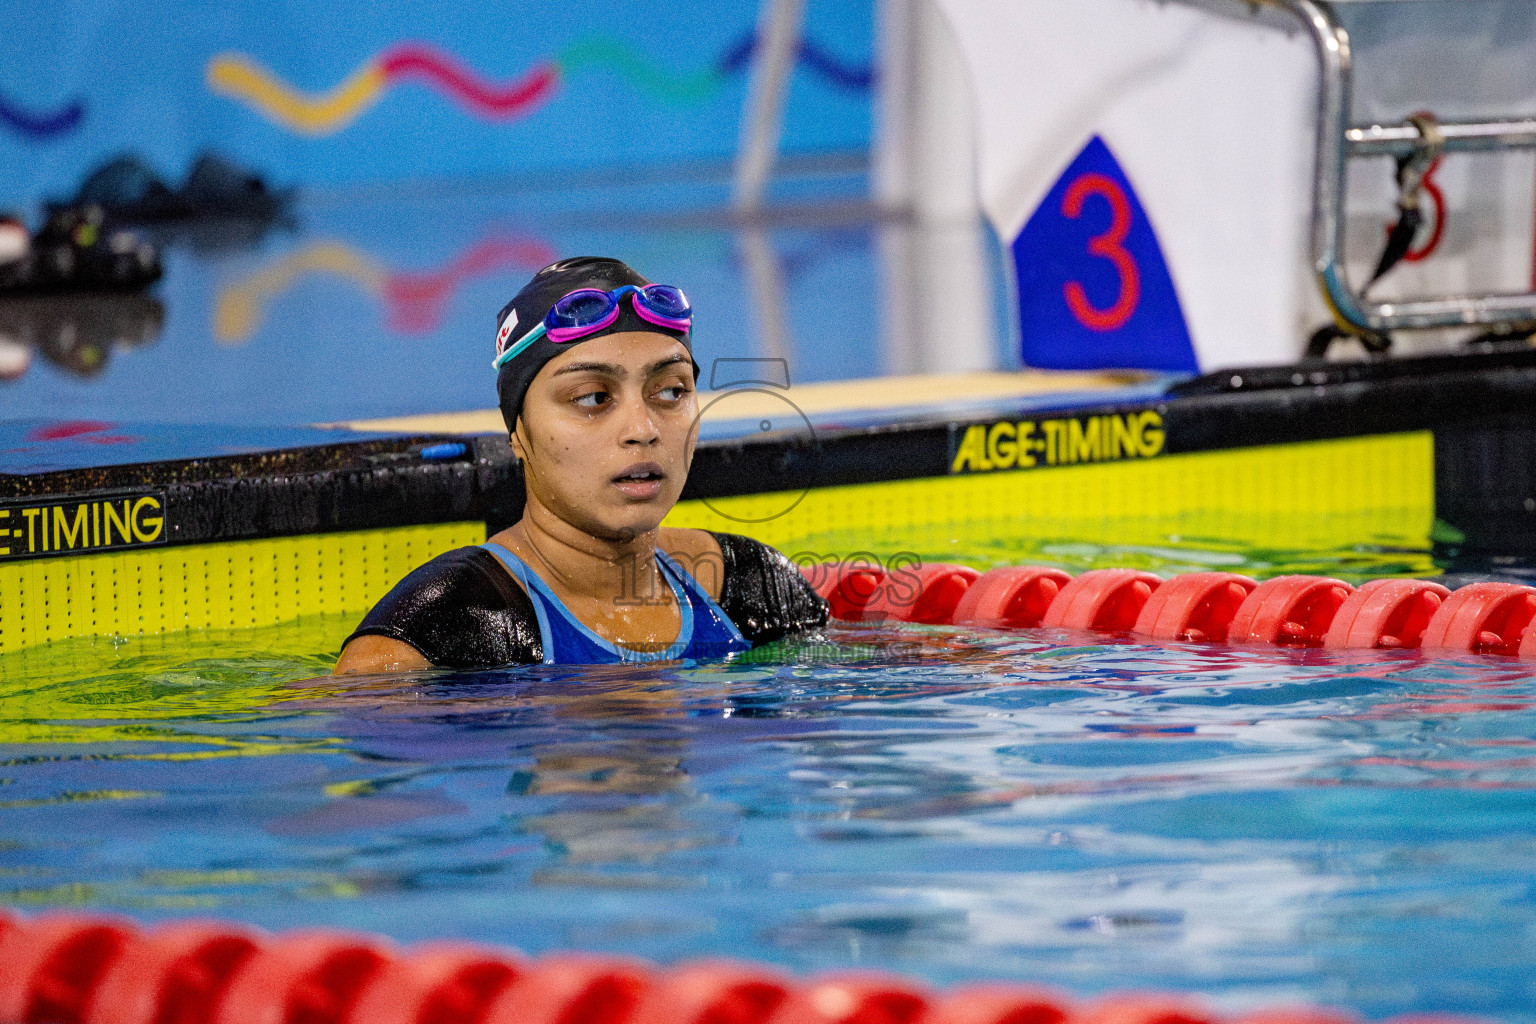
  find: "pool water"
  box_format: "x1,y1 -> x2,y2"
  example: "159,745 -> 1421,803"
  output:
2,549 -> 1536,1022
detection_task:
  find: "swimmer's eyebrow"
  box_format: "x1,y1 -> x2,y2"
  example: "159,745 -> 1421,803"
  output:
551,356 -> 691,378
645,355 -> 691,374
551,360 -> 624,377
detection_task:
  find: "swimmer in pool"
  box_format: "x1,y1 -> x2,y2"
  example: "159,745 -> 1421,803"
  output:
334,256 -> 828,672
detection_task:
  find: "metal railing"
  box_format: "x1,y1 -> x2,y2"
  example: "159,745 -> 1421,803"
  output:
1270,0 -> 1536,334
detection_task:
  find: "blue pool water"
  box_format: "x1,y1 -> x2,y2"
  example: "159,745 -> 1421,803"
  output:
1,161 -> 1530,1023
3,602 -> 1535,1022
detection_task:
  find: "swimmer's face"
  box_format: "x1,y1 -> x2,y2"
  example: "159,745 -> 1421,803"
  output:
512,331 -> 698,542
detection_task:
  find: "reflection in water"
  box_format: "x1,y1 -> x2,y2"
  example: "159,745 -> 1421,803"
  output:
141,211 -> 298,257
2,619 -> 1536,1019
511,748 -> 690,798
214,241 -> 380,343
214,233 -> 554,344
52,152 -> 299,257
0,292 -> 163,379
514,741 -> 735,871
738,228 -> 793,364
5,181 -> 895,422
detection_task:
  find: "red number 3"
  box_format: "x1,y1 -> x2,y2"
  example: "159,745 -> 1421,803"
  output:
1061,172 -> 1140,331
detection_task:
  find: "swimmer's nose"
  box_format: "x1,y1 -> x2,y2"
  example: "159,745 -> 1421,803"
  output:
617,394 -> 661,445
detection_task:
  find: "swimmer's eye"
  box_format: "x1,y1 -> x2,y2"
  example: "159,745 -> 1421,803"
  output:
654,384 -> 691,402
573,390 -> 611,408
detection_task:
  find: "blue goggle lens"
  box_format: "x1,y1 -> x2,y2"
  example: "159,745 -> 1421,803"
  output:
548,289 -> 614,328
638,284 -> 689,319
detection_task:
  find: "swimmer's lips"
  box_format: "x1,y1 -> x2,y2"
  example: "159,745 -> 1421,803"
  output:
612,460 -> 666,500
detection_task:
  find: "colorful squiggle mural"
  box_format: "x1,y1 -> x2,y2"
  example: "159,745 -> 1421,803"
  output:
208,34 -> 873,135
215,233 -> 555,343
207,44 -> 556,136
0,91 -> 85,139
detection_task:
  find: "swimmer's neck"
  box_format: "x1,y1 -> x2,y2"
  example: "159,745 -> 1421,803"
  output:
495,500 -> 662,599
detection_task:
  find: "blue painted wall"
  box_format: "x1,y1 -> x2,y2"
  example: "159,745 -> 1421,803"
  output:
0,0 -> 874,210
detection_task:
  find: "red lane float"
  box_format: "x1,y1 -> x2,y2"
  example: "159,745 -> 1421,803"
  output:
0,913 -> 1495,1024
862,563 -> 980,624
213,930 -> 395,1024
482,955 -> 652,1024
1132,572 -> 1256,643
630,961 -> 790,1024
951,567 -> 1074,629
1421,581 -> 1536,657
1229,576 -> 1354,648
804,561 -> 888,622
1041,569 -> 1162,632
766,972 -> 930,1024
1078,994 -> 1220,1024
86,921 -> 263,1024
935,985 -> 1071,1024
0,913 -> 137,1024
1322,579 -> 1450,650
346,941 -> 525,1024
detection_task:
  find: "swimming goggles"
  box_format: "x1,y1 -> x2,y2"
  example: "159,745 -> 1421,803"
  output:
493,284 -> 691,369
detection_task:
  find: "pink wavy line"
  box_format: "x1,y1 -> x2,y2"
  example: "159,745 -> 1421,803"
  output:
379,42 -> 559,118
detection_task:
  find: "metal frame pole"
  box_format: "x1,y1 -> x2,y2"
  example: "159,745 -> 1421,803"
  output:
1270,0 -> 1536,332
734,0 -> 808,213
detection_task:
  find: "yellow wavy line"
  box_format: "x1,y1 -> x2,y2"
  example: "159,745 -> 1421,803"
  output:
207,53 -> 387,135
216,240 -> 387,344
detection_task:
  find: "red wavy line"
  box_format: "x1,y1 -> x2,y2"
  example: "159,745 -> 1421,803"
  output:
383,234 -> 557,334
379,43 -> 558,118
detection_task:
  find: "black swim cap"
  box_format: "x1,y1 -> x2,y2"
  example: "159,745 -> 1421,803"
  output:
494,256 -> 696,436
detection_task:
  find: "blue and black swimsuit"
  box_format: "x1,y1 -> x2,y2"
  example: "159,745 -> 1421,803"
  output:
345,532 -> 827,667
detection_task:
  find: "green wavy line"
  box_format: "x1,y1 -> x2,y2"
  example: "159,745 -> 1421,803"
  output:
557,37 -> 724,105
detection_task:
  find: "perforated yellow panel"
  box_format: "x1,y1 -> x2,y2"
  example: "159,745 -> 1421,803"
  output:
0,522 -> 484,653
665,432 -> 1436,562
0,433 -> 1438,653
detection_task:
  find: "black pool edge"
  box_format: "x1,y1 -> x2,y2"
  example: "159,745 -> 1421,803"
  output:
2,346 -> 1534,556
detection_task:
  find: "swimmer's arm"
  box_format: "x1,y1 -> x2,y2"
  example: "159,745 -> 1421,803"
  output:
334,546 -> 541,671
700,531 -> 829,643
333,635 -> 433,675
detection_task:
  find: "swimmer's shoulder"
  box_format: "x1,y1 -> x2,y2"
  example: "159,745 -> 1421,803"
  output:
662,528 -> 828,643
342,545 -> 542,668
659,527 -> 724,597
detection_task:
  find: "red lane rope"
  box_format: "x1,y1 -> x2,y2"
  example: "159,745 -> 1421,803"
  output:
0,911 -> 1482,1024
804,562 -> 1536,662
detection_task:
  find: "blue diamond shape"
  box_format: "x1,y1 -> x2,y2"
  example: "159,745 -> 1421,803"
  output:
1011,135 -> 1197,372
